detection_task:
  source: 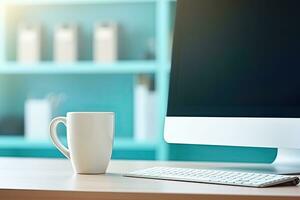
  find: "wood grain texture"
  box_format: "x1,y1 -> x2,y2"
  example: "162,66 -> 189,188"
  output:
0,158 -> 299,200
1,190 -> 299,200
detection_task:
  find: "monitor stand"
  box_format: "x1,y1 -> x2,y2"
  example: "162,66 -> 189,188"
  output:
271,148 -> 300,175
220,148 -> 300,175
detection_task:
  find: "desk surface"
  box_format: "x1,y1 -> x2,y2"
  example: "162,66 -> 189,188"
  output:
0,158 -> 299,200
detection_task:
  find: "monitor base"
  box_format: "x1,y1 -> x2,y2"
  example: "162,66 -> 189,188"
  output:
219,148 -> 300,175
271,148 -> 300,175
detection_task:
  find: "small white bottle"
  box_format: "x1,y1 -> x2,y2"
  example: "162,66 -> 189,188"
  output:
25,94 -> 65,141
17,23 -> 41,64
25,98 -> 52,141
134,76 -> 157,141
93,22 -> 118,63
54,23 -> 78,63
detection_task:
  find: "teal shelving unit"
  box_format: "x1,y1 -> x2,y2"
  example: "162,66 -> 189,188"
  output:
0,136 -> 157,159
0,4 -> 4,62
0,0 -> 174,160
0,0 -> 277,163
0,61 -> 157,74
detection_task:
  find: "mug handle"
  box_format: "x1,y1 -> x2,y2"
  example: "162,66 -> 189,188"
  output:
49,117 -> 70,159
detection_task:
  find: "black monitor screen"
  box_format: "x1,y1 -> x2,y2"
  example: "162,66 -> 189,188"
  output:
168,0 -> 300,117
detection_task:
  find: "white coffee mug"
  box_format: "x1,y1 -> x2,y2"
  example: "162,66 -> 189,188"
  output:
49,112 -> 115,174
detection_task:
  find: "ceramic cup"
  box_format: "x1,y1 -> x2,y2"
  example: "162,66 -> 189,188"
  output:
49,112 -> 114,174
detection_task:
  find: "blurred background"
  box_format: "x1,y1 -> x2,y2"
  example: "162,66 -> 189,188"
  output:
0,0 -> 276,162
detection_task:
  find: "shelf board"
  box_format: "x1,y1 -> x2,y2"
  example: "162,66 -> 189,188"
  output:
0,61 -> 157,74
3,0 -> 157,6
0,136 -> 157,151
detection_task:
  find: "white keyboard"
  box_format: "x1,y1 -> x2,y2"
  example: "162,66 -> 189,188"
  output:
125,167 -> 300,188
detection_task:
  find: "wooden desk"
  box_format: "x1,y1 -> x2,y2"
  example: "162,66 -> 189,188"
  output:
0,158 -> 299,200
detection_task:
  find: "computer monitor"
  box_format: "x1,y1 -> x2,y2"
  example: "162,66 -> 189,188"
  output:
164,0 -> 300,174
